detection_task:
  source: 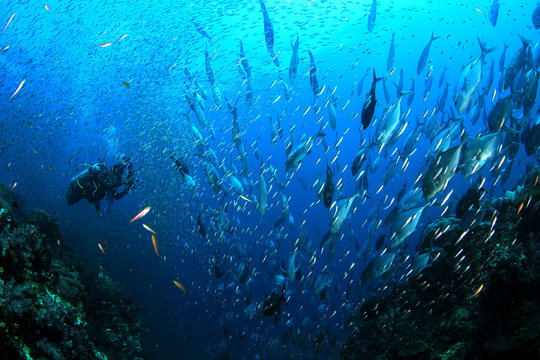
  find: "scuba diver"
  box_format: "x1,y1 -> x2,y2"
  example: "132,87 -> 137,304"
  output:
66,156 -> 135,211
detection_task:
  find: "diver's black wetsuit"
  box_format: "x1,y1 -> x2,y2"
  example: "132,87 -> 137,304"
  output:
66,157 -> 135,211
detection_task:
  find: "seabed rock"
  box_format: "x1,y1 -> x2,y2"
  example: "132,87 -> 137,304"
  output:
341,167 -> 540,360
0,185 -> 145,360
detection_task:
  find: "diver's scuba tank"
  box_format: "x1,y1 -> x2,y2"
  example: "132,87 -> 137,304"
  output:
65,164 -> 103,205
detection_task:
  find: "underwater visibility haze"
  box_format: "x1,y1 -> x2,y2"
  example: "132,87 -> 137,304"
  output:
1,0 -> 540,359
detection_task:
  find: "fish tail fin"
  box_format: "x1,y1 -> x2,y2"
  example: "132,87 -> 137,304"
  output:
432,32 -> 440,41
314,122 -> 327,139
393,80 -> 403,95
394,81 -> 412,98
354,183 -> 366,199
368,133 -> 376,149
373,69 -> 383,83
292,36 -> 299,50
477,37 -> 496,56
450,107 -> 465,123
501,125 -> 519,135
519,34 -> 530,47
416,114 -> 426,127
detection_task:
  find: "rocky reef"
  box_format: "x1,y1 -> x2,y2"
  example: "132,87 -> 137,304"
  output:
341,168 -> 540,360
0,184 -> 145,360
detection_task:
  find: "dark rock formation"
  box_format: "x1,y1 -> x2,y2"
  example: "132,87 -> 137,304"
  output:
0,186 -> 145,360
341,167 -> 540,360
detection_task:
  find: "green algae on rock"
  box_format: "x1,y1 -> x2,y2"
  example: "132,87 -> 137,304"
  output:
0,187 -> 145,360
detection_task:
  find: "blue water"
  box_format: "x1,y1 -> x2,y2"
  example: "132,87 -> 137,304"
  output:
1,0 -> 538,359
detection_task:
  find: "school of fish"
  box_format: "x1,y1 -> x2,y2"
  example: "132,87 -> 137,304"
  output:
1,0 -> 540,358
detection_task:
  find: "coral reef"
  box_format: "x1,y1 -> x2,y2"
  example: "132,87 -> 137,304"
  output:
0,184 -> 145,360
341,168 -> 540,360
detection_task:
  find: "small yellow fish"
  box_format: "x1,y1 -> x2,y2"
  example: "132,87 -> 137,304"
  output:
143,224 -> 157,234
471,284 -> 483,297
130,206 -> 151,223
517,202 -> 524,216
173,280 -> 186,294
3,13 -> 15,33
239,194 -> 253,203
115,33 -> 127,43
45,4 -> 51,11
98,243 -> 106,254
151,234 -> 160,257
123,82 -> 131,89
9,182 -> 17,191
9,79 -> 25,100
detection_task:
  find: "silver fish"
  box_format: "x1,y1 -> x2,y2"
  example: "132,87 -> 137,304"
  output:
360,253 -> 395,286
504,35 -> 528,91
499,43 -> 508,72
330,193 -> 358,233
193,21 -> 211,42
308,50 -> 320,97
376,91 -> 407,155
285,132 -> 324,172
460,132 -> 500,177
454,38 -> 493,114
489,0 -> 500,27
205,45 -> 214,85
260,0 -> 279,66
289,36 -> 299,83
422,143 -> 462,200
323,165 -> 334,209
417,32 -> 439,75
387,32 -> 395,70
286,249 -> 298,282
352,145 -> 369,176
389,205 -> 426,248
314,270 -> 332,294
367,0 -> 376,33
523,69 -> 538,117
534,4 -> 540,29
487,95 -> 511,132
328,95 -> 338,130
257,171 -> 268,216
